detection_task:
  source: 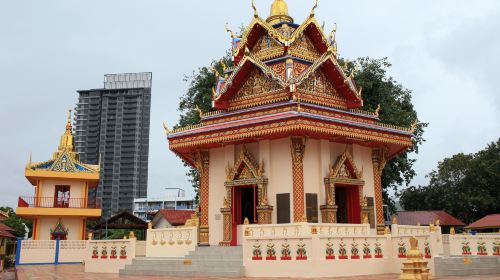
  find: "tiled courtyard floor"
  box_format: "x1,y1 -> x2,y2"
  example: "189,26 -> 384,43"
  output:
15,264 -> 500,280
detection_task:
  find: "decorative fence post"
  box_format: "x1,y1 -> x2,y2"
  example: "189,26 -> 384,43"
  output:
15,238 -> 22,266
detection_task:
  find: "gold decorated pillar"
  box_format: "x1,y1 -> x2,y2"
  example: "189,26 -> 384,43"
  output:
290,137 -> 307,223
220,186 -> 232,246
372,148 -> 387,234
195,151 -> 210,246
256,182 -> 272,224
320,179 -> 338,223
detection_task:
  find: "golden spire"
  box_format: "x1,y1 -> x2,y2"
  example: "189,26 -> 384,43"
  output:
267,0 -> 293,25
57,109 -> 75,153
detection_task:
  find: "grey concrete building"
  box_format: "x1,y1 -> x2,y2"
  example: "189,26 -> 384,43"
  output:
74,73 -> 152,216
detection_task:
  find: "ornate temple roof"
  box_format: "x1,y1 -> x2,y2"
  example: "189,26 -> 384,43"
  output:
25,110 -> 100,185
166,0 -> 415,166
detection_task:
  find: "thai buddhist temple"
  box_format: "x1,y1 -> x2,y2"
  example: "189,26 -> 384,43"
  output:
16,111 -> 101,240
167,0 -> 415,246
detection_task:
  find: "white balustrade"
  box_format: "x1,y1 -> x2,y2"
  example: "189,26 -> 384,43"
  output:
146,227 -> 197,258
85,239 -> 136,274
448,234 -> 500,256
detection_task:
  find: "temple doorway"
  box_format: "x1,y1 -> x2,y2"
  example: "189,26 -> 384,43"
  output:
335,185 -> 361,224
231,185 -> 257,246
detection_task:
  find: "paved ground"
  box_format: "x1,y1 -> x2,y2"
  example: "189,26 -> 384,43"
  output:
14,265 -> 500,280
0,269 -> 15,280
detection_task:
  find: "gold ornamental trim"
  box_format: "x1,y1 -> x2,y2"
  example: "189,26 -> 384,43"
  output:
169,119 -> 412,150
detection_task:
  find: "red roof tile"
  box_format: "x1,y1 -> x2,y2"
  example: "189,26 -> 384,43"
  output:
156,210 -> 195,226
0,222 -> 15,239
0,230 -> 16,239
466,214 -> 500,229
397,211 -> 465,226
0,223 -> 13,231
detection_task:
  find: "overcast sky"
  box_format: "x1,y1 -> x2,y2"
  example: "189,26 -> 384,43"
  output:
1,0 -> 499,208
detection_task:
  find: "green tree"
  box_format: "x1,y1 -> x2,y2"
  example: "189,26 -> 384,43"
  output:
399,139 -> 500,224
175,57 -> 426,209
0,207 -> 32,238
175,53 -> 232,203
352,57 -> 427,211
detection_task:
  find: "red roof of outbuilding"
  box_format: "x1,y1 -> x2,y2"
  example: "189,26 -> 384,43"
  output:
0,223 -> 15,239
155,210 -> 195,227
466,214 -> 500,229
397,211 -> 465,226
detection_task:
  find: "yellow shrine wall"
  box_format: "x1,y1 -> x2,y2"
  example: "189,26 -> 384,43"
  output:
38,179 -> 86,207
206,138 -> 377,245
37,217 -> 84,240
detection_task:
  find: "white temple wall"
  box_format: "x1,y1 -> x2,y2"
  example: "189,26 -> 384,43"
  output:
353,145 -> 375,198
303,139 -> 323,221
208,147 -> 227,246
268,138 -> 293,224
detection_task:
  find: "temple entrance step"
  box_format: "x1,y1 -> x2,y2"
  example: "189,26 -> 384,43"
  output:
120,246 -> 244,277
435,256 -> 500,277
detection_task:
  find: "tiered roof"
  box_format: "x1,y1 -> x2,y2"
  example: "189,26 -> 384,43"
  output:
167,0 -> 415,166
25,110 -> 100,185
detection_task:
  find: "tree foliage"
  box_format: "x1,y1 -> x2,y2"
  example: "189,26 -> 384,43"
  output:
351,57 -> 427,211
176,56 -> 426,208
399,139 -> 500,224
0,206 -> 32,238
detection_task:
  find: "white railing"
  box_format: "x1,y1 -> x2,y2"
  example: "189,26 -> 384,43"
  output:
59,240 -> 87,263
391,224 -> 433,236
84,238 -> 136,274
242,223 -> 436,278
244,223 -> 370,239
18,240 -> 56,264
146,227 -> 197,258
87,239 -> 136,260
448,234 -> 500,256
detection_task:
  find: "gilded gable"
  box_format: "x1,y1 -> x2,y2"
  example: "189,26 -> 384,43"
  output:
289,34 -> 321,61
232,68 -> 283,101
252,34 -> 282,53
297,70 -> 343,98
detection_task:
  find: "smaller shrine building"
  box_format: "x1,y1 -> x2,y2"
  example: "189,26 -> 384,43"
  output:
16,111 -> 101,240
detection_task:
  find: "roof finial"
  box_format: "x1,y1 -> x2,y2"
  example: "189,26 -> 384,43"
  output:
267,0 -> 293,25
252,0 -> 259,18
225,23 -> 236,39
310,0 -> 318,18
66,109 -> 72,131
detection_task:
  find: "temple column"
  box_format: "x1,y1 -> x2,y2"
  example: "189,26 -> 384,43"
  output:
320,179 -> 338,223
290,137 -> 307,223
256,182 -> 272,224
220,186 -> 232,246
372,148 -> 387,235
195,151 -> 210,246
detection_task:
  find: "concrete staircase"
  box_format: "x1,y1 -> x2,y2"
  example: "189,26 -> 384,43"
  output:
120,246 -> 244,277
434,256 -> 500,276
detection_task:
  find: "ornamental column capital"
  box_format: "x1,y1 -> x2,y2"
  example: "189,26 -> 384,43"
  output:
290,136 -> 307,163
371,147 -> 388,172
194,150 -> 210,173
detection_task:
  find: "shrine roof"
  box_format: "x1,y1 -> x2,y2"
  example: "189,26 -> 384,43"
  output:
397,211 -> 465,226
25,110 -> 99,185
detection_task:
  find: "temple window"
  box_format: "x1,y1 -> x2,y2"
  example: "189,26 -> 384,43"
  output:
54,185 -> 70,208
276,193 -> 290,224
306,193 -> 319,223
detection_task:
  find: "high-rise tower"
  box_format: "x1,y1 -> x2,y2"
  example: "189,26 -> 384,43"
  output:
74,73 -> 152,216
